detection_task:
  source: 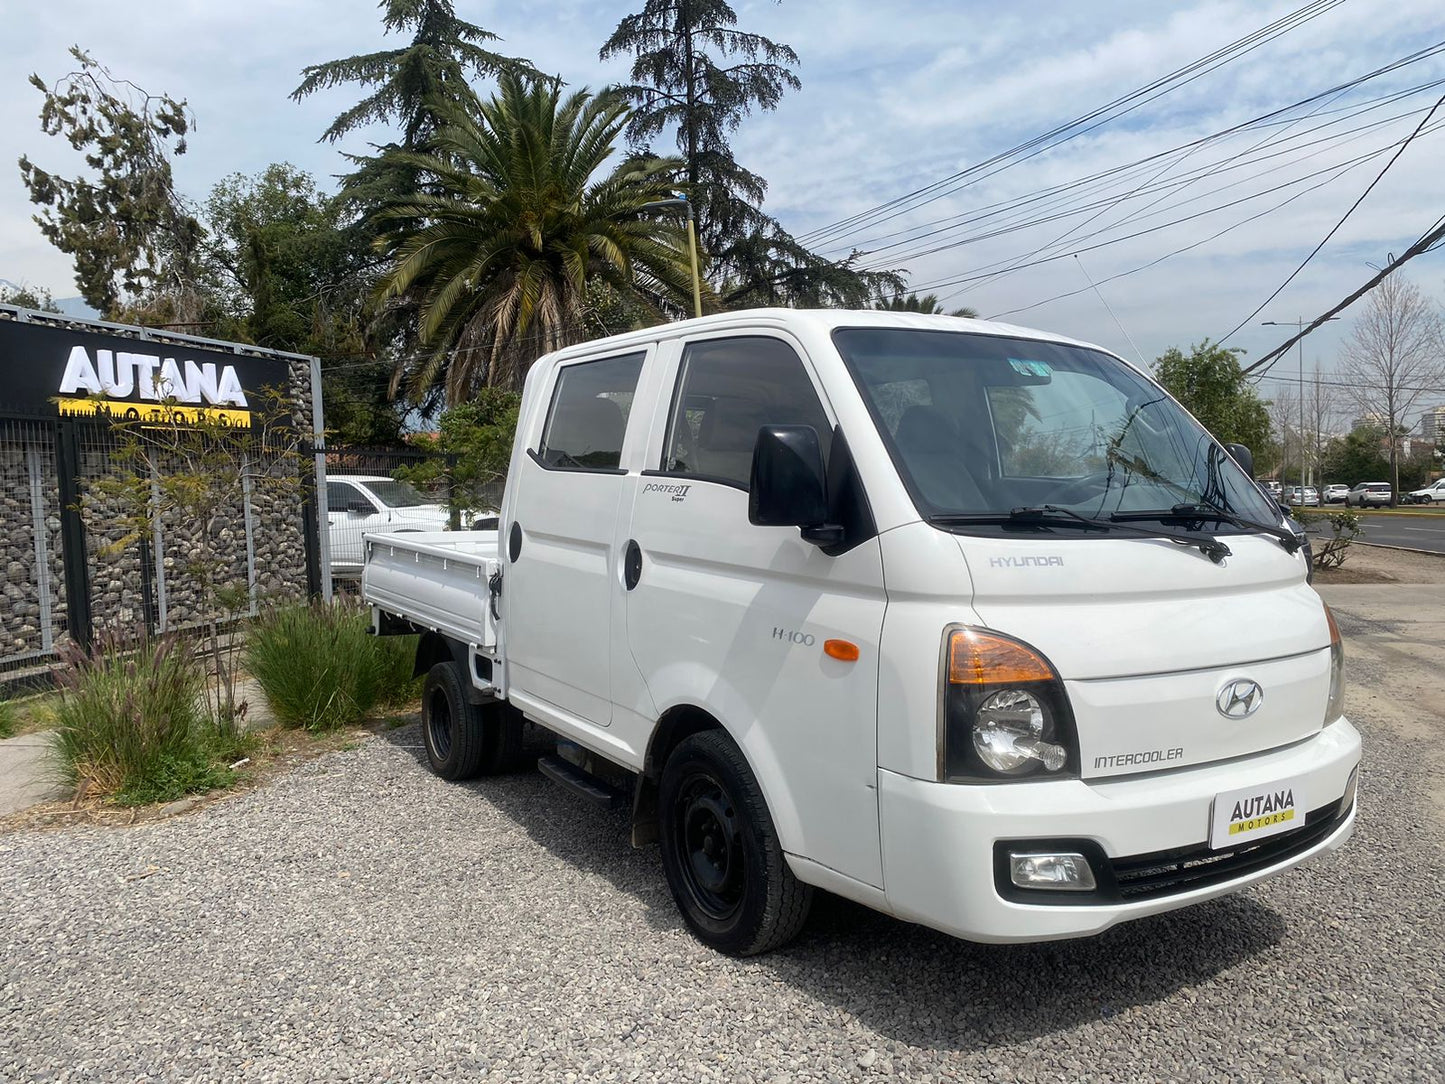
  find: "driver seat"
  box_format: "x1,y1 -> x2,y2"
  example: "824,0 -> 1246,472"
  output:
893,406 -> 987,511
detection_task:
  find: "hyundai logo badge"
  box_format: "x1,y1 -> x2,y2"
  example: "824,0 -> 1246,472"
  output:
1216,679 -> 1264,719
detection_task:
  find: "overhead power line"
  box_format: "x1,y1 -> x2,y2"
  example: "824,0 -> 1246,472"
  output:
1216,89 -> 1445,345
1242,211 -> 1445,380
798,0 -> 1348,248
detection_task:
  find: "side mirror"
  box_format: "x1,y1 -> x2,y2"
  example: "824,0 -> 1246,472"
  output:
749,426 -> 841,546
346,498 -> 374,515
1224,442 -> 1254,478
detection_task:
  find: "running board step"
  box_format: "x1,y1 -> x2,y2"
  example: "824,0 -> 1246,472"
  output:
537,754 -> 627,810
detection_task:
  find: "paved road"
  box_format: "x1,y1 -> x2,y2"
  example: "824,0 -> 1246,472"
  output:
1306,509 -> 1445,553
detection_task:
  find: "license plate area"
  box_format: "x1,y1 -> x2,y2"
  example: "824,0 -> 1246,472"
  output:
1209,776 -> 1307,850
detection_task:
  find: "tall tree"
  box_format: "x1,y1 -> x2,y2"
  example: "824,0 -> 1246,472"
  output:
291,0 -> 532,149
1338,276 -> 1445,505
18,48 -> 202,318
201,164 -> 404,445
1154,340 -> 1273,470
374,75 -> 700,401
601,1 -> 899,308
601,0 -> 797,249
0,284 -> 62,312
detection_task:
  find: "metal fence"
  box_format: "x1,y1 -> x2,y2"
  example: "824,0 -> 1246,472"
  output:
0,413 -> 509,687
1,412 -> 318,688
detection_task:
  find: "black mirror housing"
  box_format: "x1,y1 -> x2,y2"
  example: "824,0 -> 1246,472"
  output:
749,425 -> 830,529
346,499 -> 374,515
1224,442 -> 1254,478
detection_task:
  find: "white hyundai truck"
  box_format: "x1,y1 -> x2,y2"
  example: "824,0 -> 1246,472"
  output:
362,309 -> 1359,956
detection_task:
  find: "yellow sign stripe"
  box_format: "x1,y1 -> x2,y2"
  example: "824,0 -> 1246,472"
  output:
56,398 -> 253,428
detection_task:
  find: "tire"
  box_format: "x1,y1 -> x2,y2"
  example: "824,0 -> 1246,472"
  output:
657,730 -> 813,956
420,663 -> 524,780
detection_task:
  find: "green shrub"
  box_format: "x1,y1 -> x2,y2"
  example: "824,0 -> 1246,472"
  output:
373,632 -> 423,708
50,631 -> 233,805
0,699 -> 16,740
246,601 -> 420,731
1313,509 -> 1364,570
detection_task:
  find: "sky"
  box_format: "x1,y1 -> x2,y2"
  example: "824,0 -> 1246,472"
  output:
3,0 -> 1444,426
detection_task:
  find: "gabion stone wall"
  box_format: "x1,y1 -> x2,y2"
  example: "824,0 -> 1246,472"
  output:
1,335 -> 319,678
0,424 -> 67,666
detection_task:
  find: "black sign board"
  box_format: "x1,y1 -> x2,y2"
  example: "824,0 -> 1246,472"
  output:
0,318 -> 295,427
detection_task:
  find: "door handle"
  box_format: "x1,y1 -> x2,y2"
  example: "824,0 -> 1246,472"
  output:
624,539 -> 643,590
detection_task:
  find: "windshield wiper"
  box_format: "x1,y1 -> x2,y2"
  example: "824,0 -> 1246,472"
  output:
928,506 -> 1232,563
1112,502 -> 1302,554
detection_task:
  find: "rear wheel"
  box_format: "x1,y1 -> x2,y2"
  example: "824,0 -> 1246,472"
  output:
658,730 -> 812,956
420,663 -> 524,779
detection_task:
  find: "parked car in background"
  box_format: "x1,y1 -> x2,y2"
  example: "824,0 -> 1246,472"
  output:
1403,479 -> 1445,504
327,474 -> 497,576
1323,484 -> 1350,504
1286,486 -> 1320,507
1345,481 -> 1392,507
1264,480 -> 1284,499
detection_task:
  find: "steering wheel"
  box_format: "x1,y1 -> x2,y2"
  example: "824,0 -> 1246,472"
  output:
1046,471 -> 1114,505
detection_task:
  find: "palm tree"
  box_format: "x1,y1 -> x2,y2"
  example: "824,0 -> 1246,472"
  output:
876,291 -> 978,318
375,74 -> 701,401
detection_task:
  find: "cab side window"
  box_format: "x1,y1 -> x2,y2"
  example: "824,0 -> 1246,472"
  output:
327,480 -> 371,513
536,352 -> 646,471
662,337 -> 831,489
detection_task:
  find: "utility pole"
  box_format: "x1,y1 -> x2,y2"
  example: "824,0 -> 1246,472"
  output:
1263,317 -> 1338,493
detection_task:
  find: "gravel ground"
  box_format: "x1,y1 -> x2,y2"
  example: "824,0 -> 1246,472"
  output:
1,711 -> 1442,1082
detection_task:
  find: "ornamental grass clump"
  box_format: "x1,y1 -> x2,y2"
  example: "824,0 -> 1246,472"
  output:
246,601 -> 420,732
51,630 -> 232,805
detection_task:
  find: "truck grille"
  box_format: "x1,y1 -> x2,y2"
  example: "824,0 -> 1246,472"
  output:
1110,798 -> 1348,901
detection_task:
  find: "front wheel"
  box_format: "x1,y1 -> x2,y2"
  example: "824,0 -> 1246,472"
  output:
657,730 -> 812,956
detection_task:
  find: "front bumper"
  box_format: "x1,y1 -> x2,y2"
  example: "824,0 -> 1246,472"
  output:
879,718 -> 1360,943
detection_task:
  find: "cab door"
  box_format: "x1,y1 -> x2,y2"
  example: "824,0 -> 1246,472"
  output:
622,334 -> 887,888
503,350 -> 647,729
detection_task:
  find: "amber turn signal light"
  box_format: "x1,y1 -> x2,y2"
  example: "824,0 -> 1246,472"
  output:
824,639 -> 860,662
948,628 -> 1056,685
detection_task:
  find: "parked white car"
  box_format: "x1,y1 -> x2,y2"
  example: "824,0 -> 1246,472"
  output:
363,309 -> 1358,955
326,475 -> 454,575
1323,484 -> 1350,504
1403,479 -> 1445,504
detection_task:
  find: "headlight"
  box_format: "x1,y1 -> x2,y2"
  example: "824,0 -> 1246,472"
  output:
939,626 -> 1078,782
1324,604 -> 1345,723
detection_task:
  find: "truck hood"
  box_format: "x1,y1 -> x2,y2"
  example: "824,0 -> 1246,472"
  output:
391,505 -> 451,525
953,531 -> 1330,779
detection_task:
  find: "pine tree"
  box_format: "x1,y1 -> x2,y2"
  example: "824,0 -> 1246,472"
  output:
291,0 -> 533,149
601,1 -> 901,308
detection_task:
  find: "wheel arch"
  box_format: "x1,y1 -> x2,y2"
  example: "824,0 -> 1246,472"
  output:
631,701 -> 803,858
413,630 -> 468,681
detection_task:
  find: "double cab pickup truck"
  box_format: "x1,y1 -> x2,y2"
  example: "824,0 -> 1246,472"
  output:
363,308 -> 1359,956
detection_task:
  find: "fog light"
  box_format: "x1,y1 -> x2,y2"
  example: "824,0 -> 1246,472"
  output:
1009,851 -> 1097,891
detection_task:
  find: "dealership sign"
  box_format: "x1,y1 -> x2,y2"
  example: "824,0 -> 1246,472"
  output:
0,317 -> 293,426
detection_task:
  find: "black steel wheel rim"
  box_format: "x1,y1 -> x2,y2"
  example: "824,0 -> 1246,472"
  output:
671,770 -> 744,922
427,687 -> 453,759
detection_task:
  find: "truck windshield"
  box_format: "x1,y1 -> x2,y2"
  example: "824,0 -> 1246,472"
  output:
832,328 -> 1279,531
365,480 -> 434,508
